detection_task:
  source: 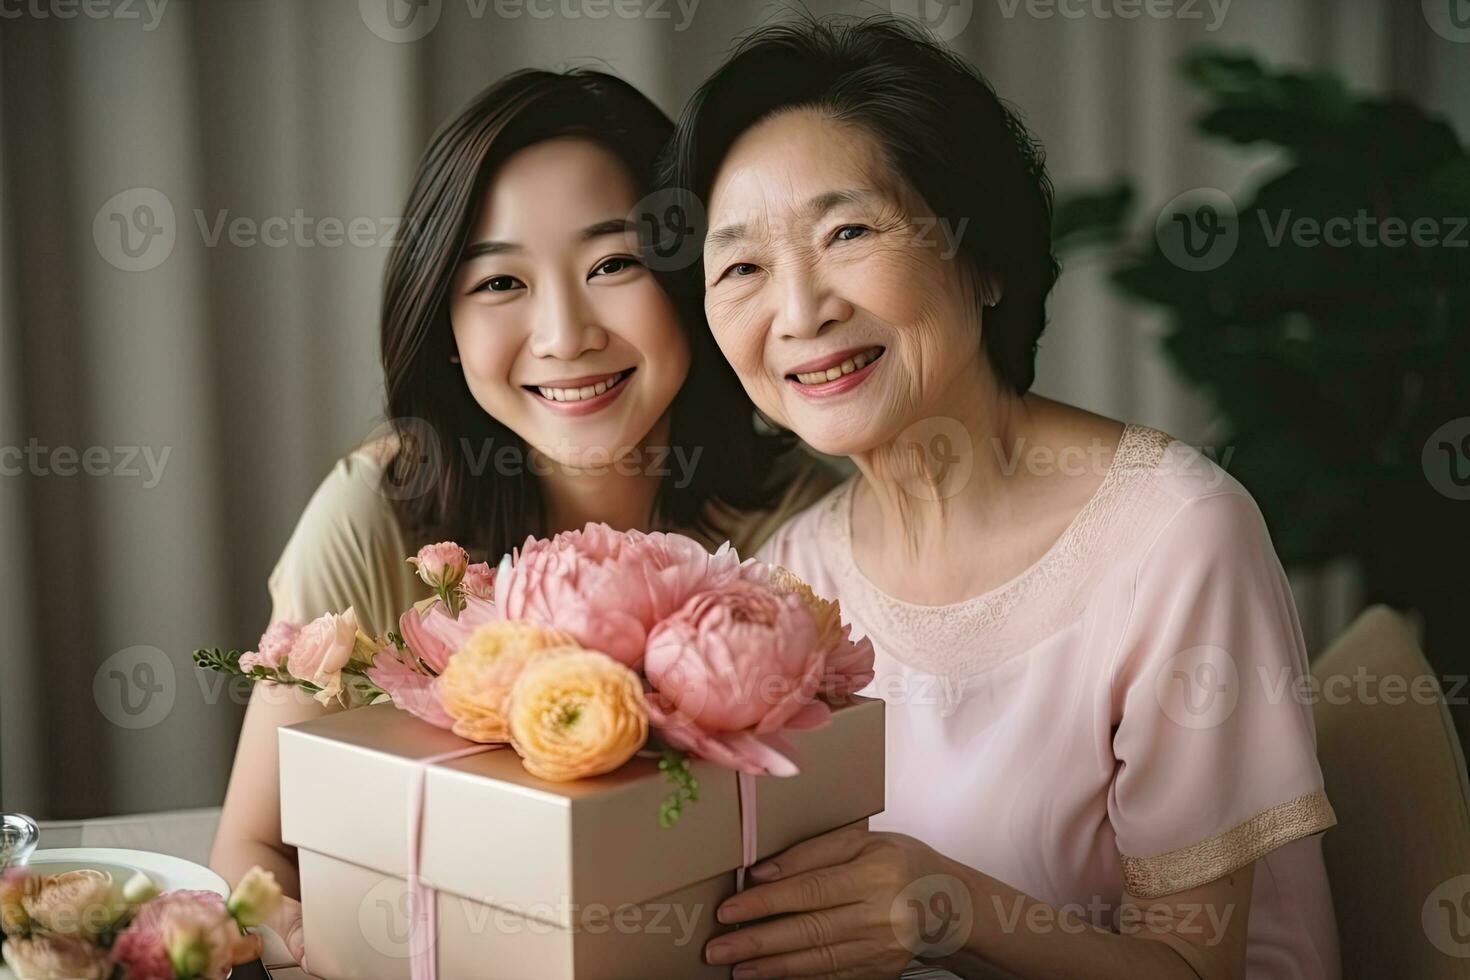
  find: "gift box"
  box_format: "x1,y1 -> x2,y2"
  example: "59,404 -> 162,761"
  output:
279,697 -> 885,980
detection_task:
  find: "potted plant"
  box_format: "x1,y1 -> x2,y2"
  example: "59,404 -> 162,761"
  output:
1054,48 -> 1470,685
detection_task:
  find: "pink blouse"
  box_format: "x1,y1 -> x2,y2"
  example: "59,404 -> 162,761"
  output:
758,425 -> 1340,979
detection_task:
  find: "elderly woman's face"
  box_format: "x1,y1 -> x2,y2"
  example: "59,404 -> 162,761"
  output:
703,109 -> 986,457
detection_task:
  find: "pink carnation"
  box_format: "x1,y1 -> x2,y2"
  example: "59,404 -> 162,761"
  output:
238,620 -> 301,673
112,890 -> 259,980
460,561 -> 496,601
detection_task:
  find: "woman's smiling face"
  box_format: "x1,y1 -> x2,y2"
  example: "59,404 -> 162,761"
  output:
449,136 -> 689,469
702,109 -> 988,457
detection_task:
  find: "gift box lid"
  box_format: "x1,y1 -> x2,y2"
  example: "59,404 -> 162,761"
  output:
280,697 -> 884,929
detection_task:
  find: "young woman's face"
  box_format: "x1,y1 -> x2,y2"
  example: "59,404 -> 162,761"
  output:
449,137 -> 689,470
702,109 -> 984,458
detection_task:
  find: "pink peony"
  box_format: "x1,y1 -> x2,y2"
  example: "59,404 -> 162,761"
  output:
758,563 -> 876,698
819,632 -> 877,699
495,524 -> 742,668
238,620 -> 301,673
643,582 -> 832,776
408,541 -> 469,592
631,532 -> 747,622
460,561 -> 496,601
287,608 -> 359,705
495,525 -> 661,667
111,890 -> 260,980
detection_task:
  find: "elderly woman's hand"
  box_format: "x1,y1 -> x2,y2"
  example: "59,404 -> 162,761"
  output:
703,825 -> 958,979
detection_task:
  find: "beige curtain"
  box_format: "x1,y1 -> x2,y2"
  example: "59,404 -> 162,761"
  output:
1,0 -> 1461,818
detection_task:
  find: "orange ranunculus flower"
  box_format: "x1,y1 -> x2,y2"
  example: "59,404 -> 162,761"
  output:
438,621 -> 577,743
508,648 -> 649,782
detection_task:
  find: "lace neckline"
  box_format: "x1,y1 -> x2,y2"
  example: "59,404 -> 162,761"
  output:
819,423 -> 1175,676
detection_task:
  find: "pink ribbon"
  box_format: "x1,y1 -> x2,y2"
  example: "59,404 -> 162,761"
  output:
404,745 -> 760,979
406,743 -> 501,980
734,770 -> 758,893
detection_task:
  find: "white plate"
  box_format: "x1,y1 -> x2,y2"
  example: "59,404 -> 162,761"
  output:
18,847 -> 228,896
1,848 -> 229,979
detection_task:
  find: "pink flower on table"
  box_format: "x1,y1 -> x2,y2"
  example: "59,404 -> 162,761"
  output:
238,620 -> 301,673
408,541 -> 469,592
643,582 -> 830,776
22,869 -> 115,936
460,561 -> 496,601
1,934 -> 110,980
287,608 -> 359,705
0,867 -> 33,935
111,890 -> 260,980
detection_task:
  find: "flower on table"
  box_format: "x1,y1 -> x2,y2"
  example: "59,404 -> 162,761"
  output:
0,933 -> 111,980
21,870 -> 116,938
121,872 -> 159,907
0,868 -> 31,936
509,647 -> 649,782
225,867 -> 281,929
111,890 -> 260,980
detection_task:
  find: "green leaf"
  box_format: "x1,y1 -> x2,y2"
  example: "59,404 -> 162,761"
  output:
192,647 -> 245,675
1053,182 -> 1135,255
656,748 -> 700,828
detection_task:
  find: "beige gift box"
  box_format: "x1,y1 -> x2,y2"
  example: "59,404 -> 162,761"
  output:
279,697 -> 885,980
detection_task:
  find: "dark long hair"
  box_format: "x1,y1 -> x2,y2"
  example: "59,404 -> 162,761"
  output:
381,69 -> 788,560
665,15 -> 1058,395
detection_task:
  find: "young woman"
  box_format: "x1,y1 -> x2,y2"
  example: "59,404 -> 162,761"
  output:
670,18 -> 1338,980
208,69 -> 833,964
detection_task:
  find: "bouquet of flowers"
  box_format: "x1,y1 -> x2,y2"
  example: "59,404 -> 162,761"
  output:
0,864 -> 281,980
195,525 -> 874,824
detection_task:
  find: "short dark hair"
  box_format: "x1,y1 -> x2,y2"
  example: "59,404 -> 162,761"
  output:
382,69 -> 789,560
665,16 -> 1058,394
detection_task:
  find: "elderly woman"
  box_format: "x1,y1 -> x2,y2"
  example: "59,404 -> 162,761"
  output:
668,17 -> 1339,980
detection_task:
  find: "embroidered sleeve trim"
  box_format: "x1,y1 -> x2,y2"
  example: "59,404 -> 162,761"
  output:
1120,789 -> 1336,898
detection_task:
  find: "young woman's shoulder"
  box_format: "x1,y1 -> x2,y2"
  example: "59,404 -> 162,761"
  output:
265,438 -> 429,637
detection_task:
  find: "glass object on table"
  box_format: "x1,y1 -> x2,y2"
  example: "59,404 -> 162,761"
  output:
0,813 -> 39,869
